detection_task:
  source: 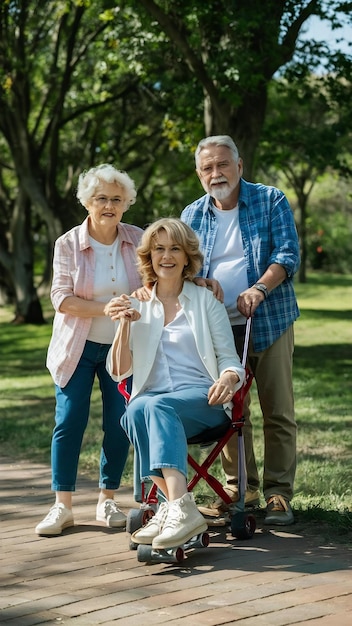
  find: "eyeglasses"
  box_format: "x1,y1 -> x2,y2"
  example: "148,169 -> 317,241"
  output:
92,196 -> 123,208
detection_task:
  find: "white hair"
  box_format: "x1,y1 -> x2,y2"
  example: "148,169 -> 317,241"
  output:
77,163 -> 137,211
195,135 -> 240,169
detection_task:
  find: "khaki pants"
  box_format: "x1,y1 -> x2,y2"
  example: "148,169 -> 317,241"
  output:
223,325 -> 297,501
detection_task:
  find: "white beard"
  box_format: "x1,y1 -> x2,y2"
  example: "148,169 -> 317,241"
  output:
210,181 -> 235,201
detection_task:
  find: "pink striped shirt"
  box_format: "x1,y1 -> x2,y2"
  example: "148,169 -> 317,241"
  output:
46,217 -> 143,387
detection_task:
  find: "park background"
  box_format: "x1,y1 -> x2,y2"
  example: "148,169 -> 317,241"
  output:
0,1 -> 351,539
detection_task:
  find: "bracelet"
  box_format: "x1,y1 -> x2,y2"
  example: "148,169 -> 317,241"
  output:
253,282 -> 269,298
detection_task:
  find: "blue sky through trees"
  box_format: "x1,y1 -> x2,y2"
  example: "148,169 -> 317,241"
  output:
301,15 -> 352,54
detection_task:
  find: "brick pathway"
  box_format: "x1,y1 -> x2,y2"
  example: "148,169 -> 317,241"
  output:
1,456 -> 351,625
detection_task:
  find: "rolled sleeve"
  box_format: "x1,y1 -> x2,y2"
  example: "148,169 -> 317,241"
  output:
268,194 -> 300,277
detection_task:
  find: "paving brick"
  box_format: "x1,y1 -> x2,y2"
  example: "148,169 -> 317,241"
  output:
1,456 -> 351,625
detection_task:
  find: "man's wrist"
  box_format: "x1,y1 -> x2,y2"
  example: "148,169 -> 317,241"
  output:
253,282 -> 269,299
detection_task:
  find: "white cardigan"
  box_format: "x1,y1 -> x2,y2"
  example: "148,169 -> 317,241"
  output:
106,281 -> 245,409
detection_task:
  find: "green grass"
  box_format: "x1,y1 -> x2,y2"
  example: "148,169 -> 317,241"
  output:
1,273 -> 351,540
289,273 -> 352,536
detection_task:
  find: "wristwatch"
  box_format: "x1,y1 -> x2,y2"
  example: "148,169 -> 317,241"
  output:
253,282 -> 269,298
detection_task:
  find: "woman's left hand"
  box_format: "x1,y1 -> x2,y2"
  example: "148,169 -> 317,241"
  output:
117,308 -> 141,322
104,294 -> 131,320
208,371 -> 239,405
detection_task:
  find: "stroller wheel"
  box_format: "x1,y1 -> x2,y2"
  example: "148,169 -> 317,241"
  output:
230,512 -> 256,539
126,506 -> 156,534
126,508 -> 145,534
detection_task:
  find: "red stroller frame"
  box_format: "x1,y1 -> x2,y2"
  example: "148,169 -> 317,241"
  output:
118,317 -> 256,559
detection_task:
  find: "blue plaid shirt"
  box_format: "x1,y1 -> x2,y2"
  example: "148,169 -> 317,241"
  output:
181,178 -> 300,352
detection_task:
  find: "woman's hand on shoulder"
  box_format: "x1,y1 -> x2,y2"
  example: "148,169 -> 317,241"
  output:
131,285 -> 152,301
193,277 -> 224,302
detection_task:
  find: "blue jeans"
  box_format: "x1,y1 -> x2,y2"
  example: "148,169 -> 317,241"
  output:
51,341 -> 130,491
120,387 -> 228,482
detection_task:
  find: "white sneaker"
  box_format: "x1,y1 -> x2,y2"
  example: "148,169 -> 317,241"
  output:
35,503 -> 74,536
152,493 -> 208,550
96,499 -> 126,528
131,502 -> 169,545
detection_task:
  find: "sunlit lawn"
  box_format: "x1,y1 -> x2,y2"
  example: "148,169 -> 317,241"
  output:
293,274 -> 351,514
0,273 -> 351,537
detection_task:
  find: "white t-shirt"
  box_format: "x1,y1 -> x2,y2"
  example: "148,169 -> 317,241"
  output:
209,204 -> 248,325
87,236 -> 130,344
142,310 -> 213,393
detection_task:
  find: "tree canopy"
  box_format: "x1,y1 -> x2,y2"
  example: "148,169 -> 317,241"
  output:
258,71 -> 352,280
135,0 -> 352,176
0,0 -> 351,321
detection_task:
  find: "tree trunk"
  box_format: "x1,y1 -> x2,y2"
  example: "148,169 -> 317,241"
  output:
209,87 -> 268,181
9,191 -> 46,324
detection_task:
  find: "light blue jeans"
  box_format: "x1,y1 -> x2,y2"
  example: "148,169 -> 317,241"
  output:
120,387 -> 228,482
51,340 -> 131,491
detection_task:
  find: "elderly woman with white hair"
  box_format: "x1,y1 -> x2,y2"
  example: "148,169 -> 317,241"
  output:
36,164 -> 143,536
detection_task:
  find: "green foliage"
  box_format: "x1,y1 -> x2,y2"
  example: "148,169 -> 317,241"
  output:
308,217 -> 352,273
259,76 -> 352,181
1,0 -> 352,319
304,173 -> 352,273
257,75 -> 352,280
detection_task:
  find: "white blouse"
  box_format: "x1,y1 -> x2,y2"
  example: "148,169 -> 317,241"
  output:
107,281 -> 245,414
143,310 -> 213,393
87,236 -> 130,344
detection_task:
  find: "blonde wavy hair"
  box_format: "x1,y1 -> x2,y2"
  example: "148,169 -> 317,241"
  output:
137,218 -> 203,286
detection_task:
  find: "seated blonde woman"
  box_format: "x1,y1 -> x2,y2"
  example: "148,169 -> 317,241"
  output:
107,218 -> 245,550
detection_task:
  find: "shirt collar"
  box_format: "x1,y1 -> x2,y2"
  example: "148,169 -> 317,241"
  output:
150,280 -> 193,303
78,217 -> 135,251
78,217 -> 91,250
238,178 -> 249,207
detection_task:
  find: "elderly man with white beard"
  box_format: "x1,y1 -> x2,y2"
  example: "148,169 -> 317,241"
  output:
181,135 -> 300,526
